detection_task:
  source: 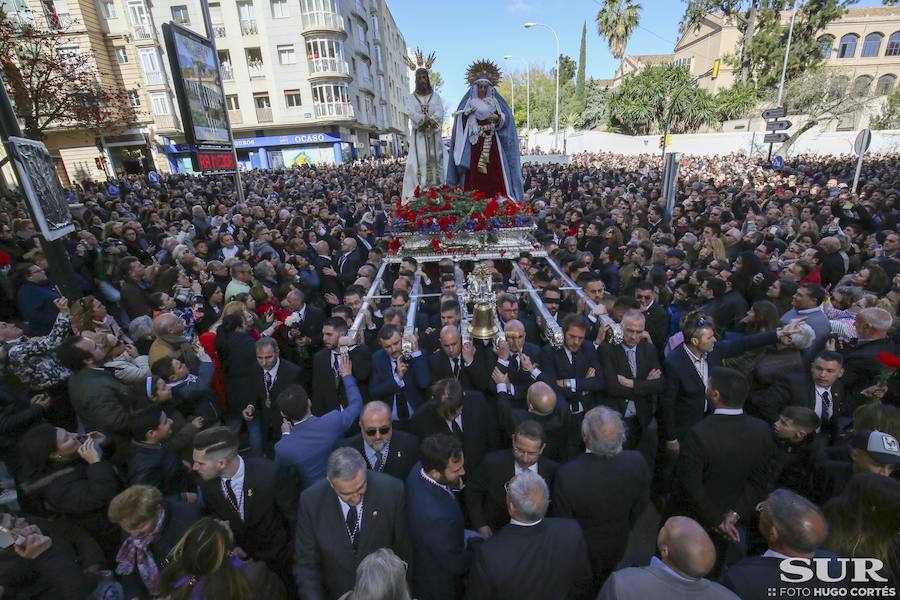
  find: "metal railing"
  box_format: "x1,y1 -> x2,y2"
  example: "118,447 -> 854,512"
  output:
220,64 -> 234,81
144,70 -> 164,85
255,106 -> 273,122
133,24 -> 154,40
247,63 -> 265,78
154,114 -> 177,129
240,19 -> 257,35
313,101 -> 353,117
212,23 -> 227,38
307,57 -> 349,75
300,11 -> 343,33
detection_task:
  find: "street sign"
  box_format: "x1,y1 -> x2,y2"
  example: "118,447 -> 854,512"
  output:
766,120 -> 792,131
772,156 -> 784,170
762,107 -> 786,120
854,128 -> 871,156
764,133 -> 789,143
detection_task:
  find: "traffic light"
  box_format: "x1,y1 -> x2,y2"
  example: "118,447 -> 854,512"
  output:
658,134 -> 672,149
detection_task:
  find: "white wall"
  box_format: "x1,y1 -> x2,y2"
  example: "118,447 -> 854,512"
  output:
521,127 -> 900,157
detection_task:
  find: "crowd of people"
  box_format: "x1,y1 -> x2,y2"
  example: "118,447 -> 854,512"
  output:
0,150 -> 898,600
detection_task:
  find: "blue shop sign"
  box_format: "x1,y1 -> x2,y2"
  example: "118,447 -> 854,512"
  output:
234,133 -> 341,149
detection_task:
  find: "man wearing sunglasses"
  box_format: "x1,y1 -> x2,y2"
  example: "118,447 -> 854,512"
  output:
338,401 -> 419,481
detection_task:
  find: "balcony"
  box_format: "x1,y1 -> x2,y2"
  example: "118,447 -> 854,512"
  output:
358,75 -> 374,93
212,23 -> 227,38
255,106 -> 273,122
300,11 -> 345,35
47,12 -> 73,29
220,64 -> 234,81
133,24 -> 155,40
247,62 -> 265,78
145,70 -> 164,85
154,114 -> 178,130
307,57 -> 350,78
314,101 -> 353,118
229,109 -> 243,125
240,19 -> 257,35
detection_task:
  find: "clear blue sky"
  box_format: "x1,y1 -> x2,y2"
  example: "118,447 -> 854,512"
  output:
388,0 -> 887,105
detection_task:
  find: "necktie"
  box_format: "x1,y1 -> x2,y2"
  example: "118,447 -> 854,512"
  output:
345,505 -> 359,550
264,371 -> 273,408
333,352 -> 341,379
451,418 -> 463,439
626,347 -> 637,377
224,479 -> 240,517
821,390 -> 832,422
373,448 -> 385,471
393,359 -> 410,421
510,353 -> 519,373
452,358 -> 460,378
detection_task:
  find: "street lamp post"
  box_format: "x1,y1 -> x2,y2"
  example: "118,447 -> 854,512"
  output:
524,21 -> 559,152
505,54 -> 531,152
503,56 -> 516,117
776,0 -> 800,108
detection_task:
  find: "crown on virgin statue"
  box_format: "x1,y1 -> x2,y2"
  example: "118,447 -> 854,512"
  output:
465,59 -> 501,87
403,48 -> 436,72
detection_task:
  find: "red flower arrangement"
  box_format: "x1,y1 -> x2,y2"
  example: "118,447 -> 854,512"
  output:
392,186 -> 532,239
877,352 -> 900,369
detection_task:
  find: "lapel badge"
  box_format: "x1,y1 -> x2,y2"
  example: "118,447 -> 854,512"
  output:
247,488 -> 253,497
397,451 -> 402,458
372,510 -> 379,517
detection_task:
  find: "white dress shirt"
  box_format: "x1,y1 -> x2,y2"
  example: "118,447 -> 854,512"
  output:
221,456 -> 246,519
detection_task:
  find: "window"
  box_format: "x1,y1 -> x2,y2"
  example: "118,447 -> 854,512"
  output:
150,92 -> 169,115
818,35 -> 834,59
139,48 -> 163,85
851,75 -> 872,97
838,33 -> 858,59
171,5 -> 189,24
270,0 -> 287,18
277,44 -> 295,65
115,47 -> 128,63
861,32 -> 882,58
828,75 -> 850,99
253,93 -> 271,108
58,45 -> 79,66
887,32 -> 900,57
356,23 -> 365,46
100,0 -> 116,18
127,90 -> 140,106
875,74 -> 896,95
226,94 -> 240,110
285,90 -> 302,107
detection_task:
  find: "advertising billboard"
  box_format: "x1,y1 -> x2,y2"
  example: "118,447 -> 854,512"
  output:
162,22 -> 231,146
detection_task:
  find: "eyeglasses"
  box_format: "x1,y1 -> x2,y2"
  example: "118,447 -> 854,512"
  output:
364,426 -> 391,436
512,445 -> 541,458
543,297 -> 560,304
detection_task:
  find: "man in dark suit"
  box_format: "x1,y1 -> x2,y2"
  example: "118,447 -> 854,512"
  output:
191,426 -> 298,589
493,320 -> 542,409
313,240 -> 341,300
540,314 -> 604,418
466,470 -> 593,600
337,401 -> 419,480
406,433 -> 471,600
634,281 -> 670,354
369,324 -> 431,427
668,368 -> 775,575
411,378 -> 496,472
494,379 -> 577,463
252,337 -> 304,448
836,307 -> 898,399
428,326 -> 489,393
599,310 -> 664,467
281,288 -> 326,369
312,317 -> 372,414
721,489 -> 839,600
553,406 -> 651,593
465,419 -> 558,539
751,351 -> 849,438
295,447 -> 412,600
497,293 -> 540,345
336,237 -> 363,290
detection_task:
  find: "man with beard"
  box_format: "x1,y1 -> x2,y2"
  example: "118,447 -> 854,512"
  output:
402,50 -> 445,200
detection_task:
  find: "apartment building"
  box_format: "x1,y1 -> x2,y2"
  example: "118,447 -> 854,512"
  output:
673,6 -> 900,100
5,0 -> 410,181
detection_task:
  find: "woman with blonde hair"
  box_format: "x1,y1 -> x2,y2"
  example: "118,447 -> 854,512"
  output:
159,517 -> 285,600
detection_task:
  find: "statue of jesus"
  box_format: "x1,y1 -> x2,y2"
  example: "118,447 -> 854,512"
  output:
402,50 -> 445,201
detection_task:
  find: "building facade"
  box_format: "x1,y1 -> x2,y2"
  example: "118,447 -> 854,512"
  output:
6,0 -> 410,181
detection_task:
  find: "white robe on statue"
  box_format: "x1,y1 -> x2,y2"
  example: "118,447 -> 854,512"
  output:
402,91 -> 446,201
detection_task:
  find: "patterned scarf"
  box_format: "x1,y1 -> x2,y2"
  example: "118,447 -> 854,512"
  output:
115,507 -> 167,595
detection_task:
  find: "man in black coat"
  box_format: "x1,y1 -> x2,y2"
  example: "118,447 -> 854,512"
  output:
467,470 -> 593,600
768,406 -> 827,501
668,367 -> 775,575
411,378 -> 496,472
494,380 -> 578,463
721,489 -> 840,600
336,237 -> 363,291
191,426 -> 299,590
634,281 -> 670,354
295,447 -> 411,600
127,405 -> 194,501
312,317 -> 372,415
599,310 -> 664,467
280,288 -> 326,369
493,320 -> 543,409
835,307 -> 898,399
539,315 -> 605,417
428,326 -> 489,393
336,401 -> 419,481
552,406 -> 651,593
465,420 -> 558,538
252,337 -> 305,448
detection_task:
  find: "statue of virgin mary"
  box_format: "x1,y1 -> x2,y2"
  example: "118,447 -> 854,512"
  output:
446,60 -> 524,201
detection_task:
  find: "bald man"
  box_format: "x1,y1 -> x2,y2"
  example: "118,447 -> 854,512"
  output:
597,516 -> 739,600
494,380 -> 577,462
337,400 -> 420,480
314,240 -> 341,298
428,325 -> 489,392
337,236 -> 362,288
493,320 -> 543,408
722,489 -> 840,600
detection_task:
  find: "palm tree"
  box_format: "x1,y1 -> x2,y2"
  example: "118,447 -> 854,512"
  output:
595,0 -> 642,84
